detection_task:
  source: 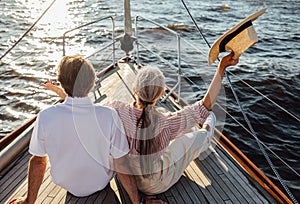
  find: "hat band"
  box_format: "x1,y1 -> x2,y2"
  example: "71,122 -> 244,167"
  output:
219,20 -> 253,52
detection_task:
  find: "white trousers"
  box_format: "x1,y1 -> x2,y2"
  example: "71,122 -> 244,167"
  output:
135,129 -> 212,195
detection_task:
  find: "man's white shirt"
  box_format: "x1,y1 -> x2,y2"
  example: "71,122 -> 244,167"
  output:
29,96 -> 129,196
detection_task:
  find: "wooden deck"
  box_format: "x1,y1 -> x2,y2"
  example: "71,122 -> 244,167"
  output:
0,60 -> 277,204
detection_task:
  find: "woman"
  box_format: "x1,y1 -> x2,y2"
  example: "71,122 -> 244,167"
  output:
44,51 -> 238,194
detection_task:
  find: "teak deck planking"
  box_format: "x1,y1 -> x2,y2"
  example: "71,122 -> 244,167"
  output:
0,60 -> 276,204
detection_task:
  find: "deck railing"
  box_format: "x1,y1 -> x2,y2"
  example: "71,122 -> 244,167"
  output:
62,16 -> 116,66
134,16 -> 182,102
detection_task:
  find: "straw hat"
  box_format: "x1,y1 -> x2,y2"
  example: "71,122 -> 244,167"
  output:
208,8 -> 266,65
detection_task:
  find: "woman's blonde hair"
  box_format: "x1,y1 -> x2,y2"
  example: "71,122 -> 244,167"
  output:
134,66 -> 165,103
58,55 -> 95,97
133,66 -> 165,177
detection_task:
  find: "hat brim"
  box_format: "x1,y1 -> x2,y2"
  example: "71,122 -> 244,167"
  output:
208,8 -> 266,65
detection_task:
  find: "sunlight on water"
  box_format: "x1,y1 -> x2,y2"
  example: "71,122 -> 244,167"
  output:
20,0 -> 76,37
7,0 -> 92,79
5,87 -> 32,95
1,0 -> 299,200
5,106 -> 35,119
21,98 -> 52,111
11,63 -> 52,79
38,1 -> 75,37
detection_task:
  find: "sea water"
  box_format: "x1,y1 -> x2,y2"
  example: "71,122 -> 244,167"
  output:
0,0 -> 299,201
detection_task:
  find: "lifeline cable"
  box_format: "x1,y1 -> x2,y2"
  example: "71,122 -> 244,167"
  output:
172,58 -> 300,178
0,0 -> 57,61
179,0 -> 299,203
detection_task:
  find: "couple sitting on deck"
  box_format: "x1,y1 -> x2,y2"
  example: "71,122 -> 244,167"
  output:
10,52 -> 238,204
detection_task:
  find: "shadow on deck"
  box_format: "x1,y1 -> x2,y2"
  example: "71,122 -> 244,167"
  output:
1,142 -> 274,204
0,60 -> 276,204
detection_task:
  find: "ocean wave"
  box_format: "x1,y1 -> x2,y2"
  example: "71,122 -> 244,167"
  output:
1,0 -> 299,200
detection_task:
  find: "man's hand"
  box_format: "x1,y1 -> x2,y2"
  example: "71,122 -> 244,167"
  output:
42,79 -> 66,99
42,79 -> 58,92
9,197 -> 29,204
143,195 -> 167,204
8,197 -> 29,204
9,156 -> 47,204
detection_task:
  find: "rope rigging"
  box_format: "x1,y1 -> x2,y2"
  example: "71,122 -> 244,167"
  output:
226,70 -> 300,122
177,68 -> 300,178
214,102 -> 300,178
170,64 -> 300,178
0,0 -> 57,62
179,0 -> 299,203
1,0 -> 299,202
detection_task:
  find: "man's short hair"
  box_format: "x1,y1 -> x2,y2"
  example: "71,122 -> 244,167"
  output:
58,55 -> 96,97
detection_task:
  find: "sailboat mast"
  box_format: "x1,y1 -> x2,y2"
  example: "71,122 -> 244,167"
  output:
121,0 -> 135,55
124,0 -> 132,36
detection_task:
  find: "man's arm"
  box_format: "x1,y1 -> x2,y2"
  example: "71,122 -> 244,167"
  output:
114,156 -> 166,204
42,79 -> 67,100
202,51 -> 239,110
9,156 -> 47,204
114,155 -> 140,204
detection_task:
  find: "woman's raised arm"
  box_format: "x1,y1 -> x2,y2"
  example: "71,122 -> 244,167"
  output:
202,51 -> 239,110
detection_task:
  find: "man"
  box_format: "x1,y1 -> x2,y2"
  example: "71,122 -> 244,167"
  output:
9,55 -> 163,204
